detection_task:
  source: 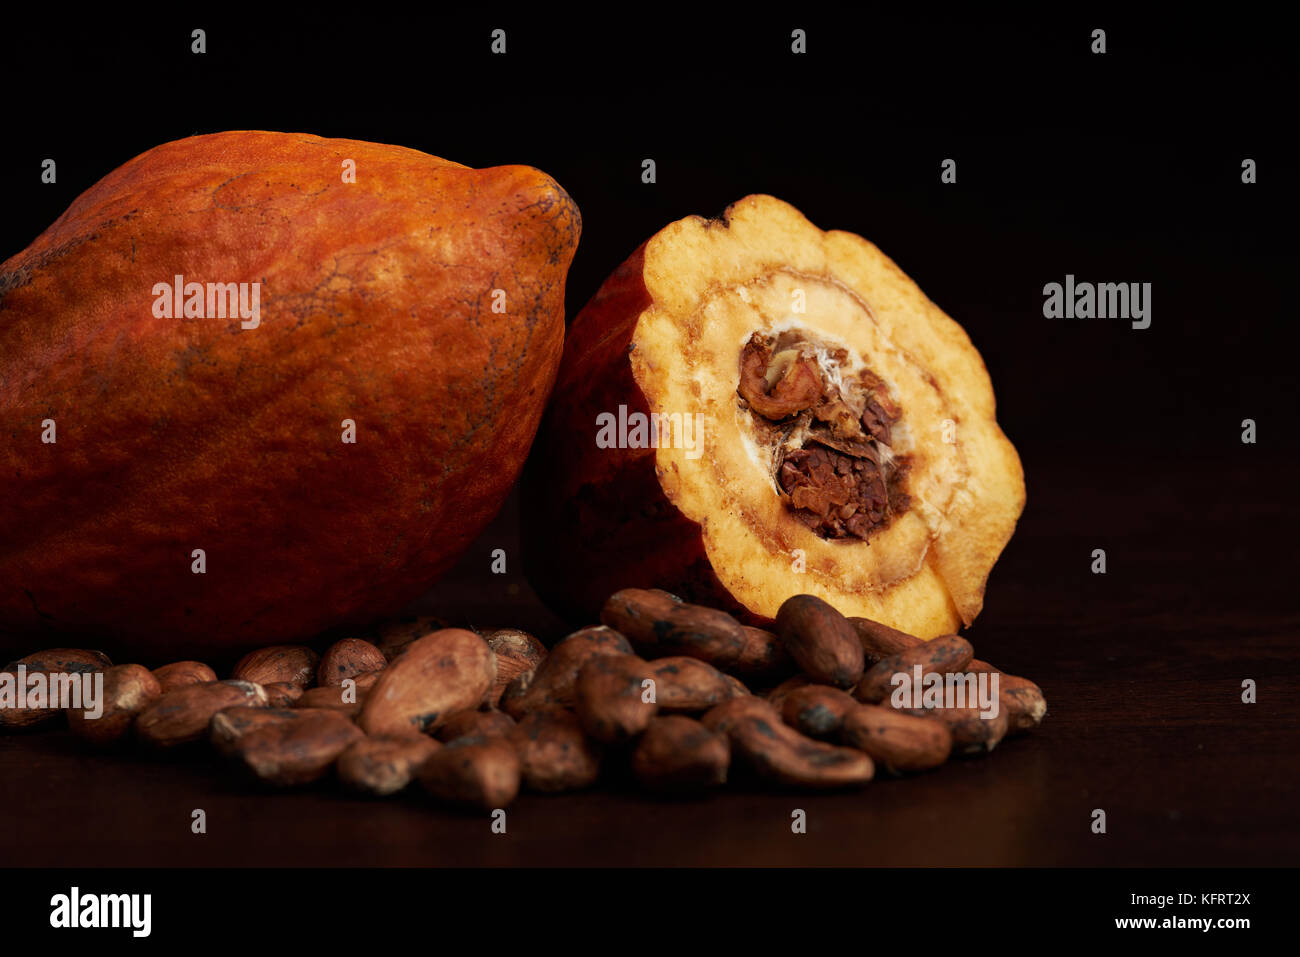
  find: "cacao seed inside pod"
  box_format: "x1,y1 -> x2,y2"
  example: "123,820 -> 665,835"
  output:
523,195 -> 1023,637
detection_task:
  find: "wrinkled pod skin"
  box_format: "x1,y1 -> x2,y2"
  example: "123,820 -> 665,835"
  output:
0,131 -> 580,660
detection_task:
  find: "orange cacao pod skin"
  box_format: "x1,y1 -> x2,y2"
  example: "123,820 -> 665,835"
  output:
0,131 -> 579,659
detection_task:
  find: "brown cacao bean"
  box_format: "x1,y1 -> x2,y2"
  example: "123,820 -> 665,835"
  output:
650,656 -> 746,713
631,715 -> 729,793
764,674 -> 814,711
841,703 -> 953,772
262,681 -> 304,708
359,629 -> 495,737
896,702 -> 1010,755
848,616 -> 923,663
507,705 -> 602,792
774,594 -> 865,689
371,613 -> 451,662
702,696 -> 874,789
853,634 -> 975,704
296,684 -> 365,717
600,588 -> 747,668
210,706 -> 322,758
232,709 -> 363,786
318,638 -> 387,688
231,645 -> 318,688
1,648 -> 113,730
850,617 -> 1047,732
780,684 -> 859,739
499,625 -> 632,719
136,680 -> 268,748
484,628 -> 547,707
151,660 -> 217,693
574,653 -> 659,744
732,625 -> 796,679
965,660 -> 1047,733
338,733 -> 441,796
419,735 -> 522,810
4,648 -> 112,674
67,664 -> 161,746
435,708 -> 516,743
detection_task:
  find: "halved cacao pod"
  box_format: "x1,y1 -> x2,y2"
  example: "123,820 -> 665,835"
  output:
523,195 -> 1022,637
0,132 -> 580,659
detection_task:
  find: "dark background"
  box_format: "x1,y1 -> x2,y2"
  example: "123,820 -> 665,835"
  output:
1,11 -> 1296,873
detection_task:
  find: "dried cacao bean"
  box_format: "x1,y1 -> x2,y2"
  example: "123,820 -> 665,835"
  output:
507,706 -> 602,792
780,684 -> 859,739
4,648 -> 112,674
774,594 -> 865,689
338,733 -> 441,796
702,696 -> 873,789
135,680 -> 268,748
262,681 -> 304,708
499,625 -> 632,719
848,616 -> 923,663
359,629 -> 495,737
318,638 -> 387,688
419,735 -> 522,810
631,716 -> 729,793
435,708 -> 516,743
896,703 -> 1009,755
296,684 -> 365,717
853,634 -> 975,704
231,645 -> 318,688
232,709 -> 363,786
600,589 -> 747,668
841,703 -> 953,772
764,674 -> 814,712
732,626 -> 796,680
67,664 -> 161,746
151,660 -> 217,693
210,706 -> 320,758
574,653 -> 659,744
650,656 -> 746,713
965,660 -> 1047,733
371,613 -> 451,663
484,628 -> 547,707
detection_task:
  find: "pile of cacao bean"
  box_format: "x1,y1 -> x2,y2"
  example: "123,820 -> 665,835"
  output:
0,589 -> 1046,808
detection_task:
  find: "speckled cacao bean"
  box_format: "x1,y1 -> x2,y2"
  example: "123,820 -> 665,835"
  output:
371,613 -> 451,663
631,715 -> 730,793
774,595 -> 865,689
507,705 -> 602,792
484,628 -> 547,707
841,703 -> 953,772
135,680 -> 268,748
231,645 -> 318,688
780,684 -> 859,739
233,708 -> 363,786
318,638 -> 387,688
574,653 -> 658,744
419,734 -> 522,810
499,625 -> 632,719
151,661 -> 217,693
359,629 -> 495,737
702,696 -> 873,789
338,733 -> 441,796
262,681 -> 304,708
67,664 -> 161,745
650,656 -> 746,713
435,708 -> 516,742
853,634 -> 975,704
600,589 -> 747,668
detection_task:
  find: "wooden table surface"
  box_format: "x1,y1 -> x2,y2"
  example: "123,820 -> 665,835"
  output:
2,452 -> 1296,868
